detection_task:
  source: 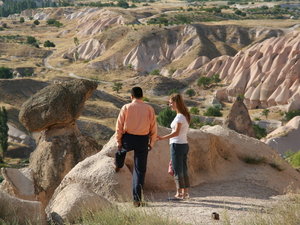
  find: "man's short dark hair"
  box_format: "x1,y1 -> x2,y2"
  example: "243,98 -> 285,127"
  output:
131,87 -> 143,99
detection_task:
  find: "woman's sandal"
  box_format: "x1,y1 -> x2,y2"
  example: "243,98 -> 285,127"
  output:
174,193 -> 183,199
183,193 -> 189,199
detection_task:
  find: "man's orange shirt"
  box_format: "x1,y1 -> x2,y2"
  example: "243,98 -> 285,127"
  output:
116,99 -> 157,148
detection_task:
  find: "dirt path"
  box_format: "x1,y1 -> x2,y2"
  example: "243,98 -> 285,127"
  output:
121,180 -> 280,225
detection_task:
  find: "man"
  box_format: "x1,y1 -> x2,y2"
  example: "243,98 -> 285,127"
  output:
115,86 -> 157,207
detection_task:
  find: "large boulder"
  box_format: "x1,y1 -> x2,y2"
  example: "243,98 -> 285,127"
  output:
29,123 -> 99,207
46,126 -> 300,223
19,79 -> 97,132
0,190 -> 45,225
47,183 -> 111,224
224,97 -> 256,138
264,116 -> 300,154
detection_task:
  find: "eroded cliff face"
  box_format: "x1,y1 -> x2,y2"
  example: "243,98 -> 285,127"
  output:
201,31 -> 300,110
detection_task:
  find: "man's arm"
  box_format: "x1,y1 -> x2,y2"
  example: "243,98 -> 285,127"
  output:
149,107 -> 157,149
116,106 -> 126,150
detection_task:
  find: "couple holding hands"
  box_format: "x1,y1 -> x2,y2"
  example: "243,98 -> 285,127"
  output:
115,87 -> 190,207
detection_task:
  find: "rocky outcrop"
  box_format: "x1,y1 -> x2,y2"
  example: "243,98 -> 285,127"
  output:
264,116 -> 300,154
17,79 -> 99,206
8,123 -> 35,148
122,25 -> 283,74
224,97 -> 256,138
126,75 -> 187,96
202,31 -> 300,110
47,183 -> 111,224
62,39 -> 106,61
19,79 -> 97,132
75,9 -> 125,37
46,126 -> 300,223
0,190 -> 45,225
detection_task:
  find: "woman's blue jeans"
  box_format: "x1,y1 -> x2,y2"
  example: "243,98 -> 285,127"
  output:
170,143 -> 190,189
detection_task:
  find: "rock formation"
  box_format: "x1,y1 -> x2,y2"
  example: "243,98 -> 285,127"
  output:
0,190 -> 45,225
46,126 -> 300,222
201,31 -> 300,110
224,97 -> 256,138
17,79 -> 100,206
62,39 -> 106,61
264,116 -> 300,154
122,25 -> 283,74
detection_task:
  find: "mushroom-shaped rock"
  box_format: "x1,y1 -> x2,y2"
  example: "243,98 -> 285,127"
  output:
19,79 -> 98,132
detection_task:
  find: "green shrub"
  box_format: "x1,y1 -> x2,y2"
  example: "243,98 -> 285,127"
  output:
190,107 -> 199,115
157,107 -> 176,128
26,36 -> 39,47
0,175 -> 3,183
203,105 -> 222,117
0,67 -> 13,79
185,89 -> 196,97
286,151 -> 300,168
261,109 -> 270,119
150,69 -> 160,75
44,40 -> 55,48
253,124 -> 267,139
197,77 -> 211,89
19,17 -> 25,23
112,82 -> 122,93
33,20 -> 40,25
168,88 -> 179,95
284,110 -> 300,121
143,97 -> 149,102
46,19 -> 63,27
190,117 -> 214,129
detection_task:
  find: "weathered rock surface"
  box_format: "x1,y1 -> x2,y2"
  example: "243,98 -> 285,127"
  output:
62,39 -> 106,61
19,79 -> 97,132
46,126 -> 300,223
29,123 -> 99,207
0,168 -> 35,201
47,183 -> 111,224
0,190 -> 45,225
224,97 -> 256,138
123,25 -> 282,73
264,116 -> 300,154
202,31 -> 300,109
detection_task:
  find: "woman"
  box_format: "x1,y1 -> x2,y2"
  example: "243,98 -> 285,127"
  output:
157,93 -> 191,199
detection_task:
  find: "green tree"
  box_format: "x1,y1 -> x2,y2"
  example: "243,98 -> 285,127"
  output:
157,107 -> 176,128
284,110 -> 300,121
0,107 -> 8,162
19,17 -> 25,23
73,37 -> 79,46
26,36 -> 39,47
0,67 -> 13,79
197,77 -> 211,89
190,107 -> 199,115
253,124 -> 267,139
33,20 -> 40,25
261,109 -> 270,119
204,105 -> 222,117
44,40 -> 55,48
211,74 -> 221,83
112,82 -> 122,93
185,89 -> 196,97
150,69 -> 160,75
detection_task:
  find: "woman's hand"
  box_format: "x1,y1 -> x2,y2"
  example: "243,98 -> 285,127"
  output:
157,135 -> 163,141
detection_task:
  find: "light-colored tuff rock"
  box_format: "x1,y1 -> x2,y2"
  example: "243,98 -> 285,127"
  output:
47,183 -> 111,224
62,39 -> 106,61
0,168 -> 35,201
0,190 -> 45,225
76,9 -> 125,37
224,97 -> 256,138
47,126 -> 300,223
201,31 -> 300,109
29,122 -> 100,207
264,116 -> 300,154
122,25 -> 282,74
19,79 -> 97,132
8,123 -> 35,148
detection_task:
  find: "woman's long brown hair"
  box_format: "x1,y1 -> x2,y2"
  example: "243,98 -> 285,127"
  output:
170,93 -> 191,124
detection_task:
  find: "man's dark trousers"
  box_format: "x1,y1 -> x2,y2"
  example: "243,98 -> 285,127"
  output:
115,133 -> 149,202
